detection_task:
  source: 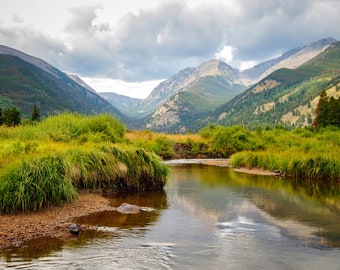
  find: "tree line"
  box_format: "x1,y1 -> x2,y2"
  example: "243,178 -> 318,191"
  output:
313,90 -> 340,129
0,104 -> 40,126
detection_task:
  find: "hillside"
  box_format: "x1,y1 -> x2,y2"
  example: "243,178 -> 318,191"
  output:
120,38 -> 335,132
0,53 -> 123,119
197,41 -> 340,130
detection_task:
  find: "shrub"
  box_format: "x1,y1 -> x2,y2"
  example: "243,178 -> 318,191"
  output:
150,136 -> 175,159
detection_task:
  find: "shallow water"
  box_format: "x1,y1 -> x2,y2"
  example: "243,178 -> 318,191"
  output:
1,161 -> 340,269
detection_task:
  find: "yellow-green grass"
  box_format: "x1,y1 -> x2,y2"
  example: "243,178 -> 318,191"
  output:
230,127 -> 340,183
0,113 -> 168,214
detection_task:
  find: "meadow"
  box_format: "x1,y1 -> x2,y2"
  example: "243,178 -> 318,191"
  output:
1,113 -> 339,214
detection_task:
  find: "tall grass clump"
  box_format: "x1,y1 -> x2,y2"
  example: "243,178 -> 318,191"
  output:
107,145 -> 168,191
63,148 -> 125,190
0,155 -> 78,213
0,144 -> 168,214
40,113 -> 126,143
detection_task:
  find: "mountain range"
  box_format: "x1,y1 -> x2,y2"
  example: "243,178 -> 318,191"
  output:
121,38 -> 338,132
1,38 -> 339,132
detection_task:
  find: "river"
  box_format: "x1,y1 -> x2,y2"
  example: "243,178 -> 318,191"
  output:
1,160 -> 340,269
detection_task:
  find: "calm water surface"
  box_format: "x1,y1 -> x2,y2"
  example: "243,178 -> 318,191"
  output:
1,161 -> 340,269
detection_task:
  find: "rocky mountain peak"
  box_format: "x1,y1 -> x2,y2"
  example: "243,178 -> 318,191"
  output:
193,59 -> 239,83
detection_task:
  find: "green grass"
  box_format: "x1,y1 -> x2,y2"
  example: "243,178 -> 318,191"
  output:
230,126 -> 340,184
0,113 -> 168,214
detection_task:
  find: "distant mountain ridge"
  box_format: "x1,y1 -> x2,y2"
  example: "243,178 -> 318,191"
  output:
99,92 -> 141,116
240,37 -> 337,84
0,46 -> 123,118
67,74 -> 97,93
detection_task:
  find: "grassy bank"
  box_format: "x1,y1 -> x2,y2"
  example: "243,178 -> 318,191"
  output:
127,125 -> 340,185
0,113 -> 168,214
229,127 -> 340,184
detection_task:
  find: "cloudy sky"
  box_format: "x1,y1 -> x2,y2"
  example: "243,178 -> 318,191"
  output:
1,0 -> 340,98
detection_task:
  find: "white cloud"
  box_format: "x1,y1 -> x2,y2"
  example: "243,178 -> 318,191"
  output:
157,22 -> 174,44
239,60 -> 258,71
215,45 -> 234,63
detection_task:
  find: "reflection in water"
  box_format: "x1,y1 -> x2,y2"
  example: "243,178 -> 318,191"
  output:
1,162 -> 340,269
76,189 -> 168,229
169,163 -> 340,248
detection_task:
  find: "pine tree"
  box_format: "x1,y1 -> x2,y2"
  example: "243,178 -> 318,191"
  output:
3,107 -> 21,126
313,90 -> 340,129
31,104 -> 41,122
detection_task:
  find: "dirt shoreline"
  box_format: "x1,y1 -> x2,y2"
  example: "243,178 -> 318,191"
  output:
0,160 -> 274,250
0,192 -> 115,250
200,159 -> 276,176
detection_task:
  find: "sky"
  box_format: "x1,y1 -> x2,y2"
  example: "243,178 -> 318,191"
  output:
1,0 -> 340,98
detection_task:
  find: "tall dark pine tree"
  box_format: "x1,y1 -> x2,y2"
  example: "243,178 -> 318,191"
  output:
328,96 -> 340,127
31,104 -> 41,122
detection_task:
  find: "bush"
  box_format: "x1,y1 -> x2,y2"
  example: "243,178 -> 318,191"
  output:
210,126 -> 265,157
150,136 -> 175,159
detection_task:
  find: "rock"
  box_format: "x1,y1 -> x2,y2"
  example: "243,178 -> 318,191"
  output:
67,223 -> 81,235
116,203 -> 141,214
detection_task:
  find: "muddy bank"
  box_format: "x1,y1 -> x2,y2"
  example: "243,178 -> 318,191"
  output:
0,192 -> 115,249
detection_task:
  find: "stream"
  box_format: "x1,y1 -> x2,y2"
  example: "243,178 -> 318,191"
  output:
1,160 -> 340,269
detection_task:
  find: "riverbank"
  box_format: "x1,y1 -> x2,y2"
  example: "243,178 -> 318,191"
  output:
0,192 -> 115,249
200,159 -> 276,176
0,160 -> 275,250
165,158 -> 276,176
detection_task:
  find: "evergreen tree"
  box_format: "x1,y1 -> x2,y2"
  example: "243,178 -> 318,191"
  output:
313,90 -> 340,129
0,108 -> 2,125
3,107 -> 21,126
313,90 -> 327,130
31,104 -> 41,122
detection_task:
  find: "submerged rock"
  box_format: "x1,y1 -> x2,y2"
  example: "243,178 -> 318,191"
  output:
116,203 -> 141,214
